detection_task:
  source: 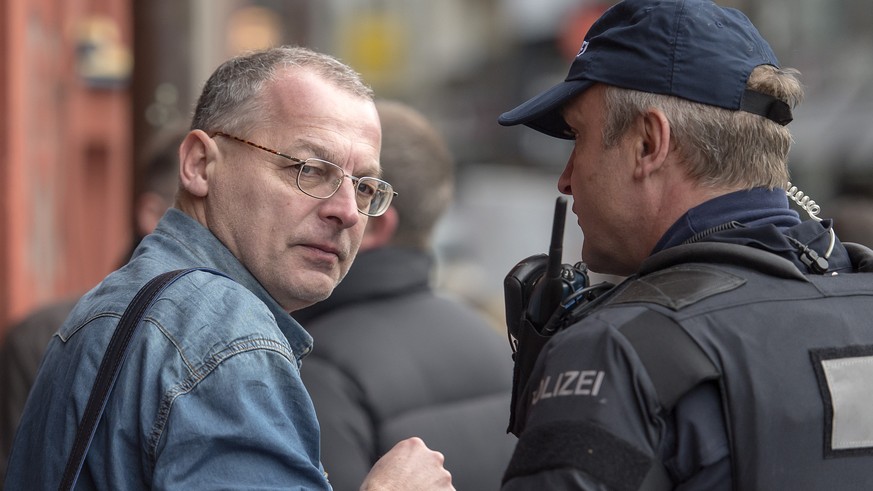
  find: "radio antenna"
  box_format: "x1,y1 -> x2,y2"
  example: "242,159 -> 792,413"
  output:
535,197 -> 567,325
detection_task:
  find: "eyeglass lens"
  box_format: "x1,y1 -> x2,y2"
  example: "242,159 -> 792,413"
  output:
296,160 -> 393,216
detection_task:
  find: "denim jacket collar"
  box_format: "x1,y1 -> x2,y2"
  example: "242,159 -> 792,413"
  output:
144,208 -> 314,361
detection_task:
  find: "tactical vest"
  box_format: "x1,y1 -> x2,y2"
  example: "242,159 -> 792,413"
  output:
596,241 -> 873,489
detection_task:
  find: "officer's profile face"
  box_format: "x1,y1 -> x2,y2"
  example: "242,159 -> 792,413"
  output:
557,84 -> 650,276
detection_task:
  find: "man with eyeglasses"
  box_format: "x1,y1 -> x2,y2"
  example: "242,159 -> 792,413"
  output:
5,46 -> 453,490
294,100 -> 518,491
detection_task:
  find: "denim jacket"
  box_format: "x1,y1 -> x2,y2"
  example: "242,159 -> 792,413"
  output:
4,208 -> 331,490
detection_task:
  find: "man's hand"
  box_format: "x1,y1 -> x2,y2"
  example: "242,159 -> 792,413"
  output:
359,437 -> 454,491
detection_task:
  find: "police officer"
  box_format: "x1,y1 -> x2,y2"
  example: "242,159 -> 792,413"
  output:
497,0 -> 873,489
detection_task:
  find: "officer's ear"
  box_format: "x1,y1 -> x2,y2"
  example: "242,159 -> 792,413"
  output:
179,130 -> 218,198
634,108 -> 671,179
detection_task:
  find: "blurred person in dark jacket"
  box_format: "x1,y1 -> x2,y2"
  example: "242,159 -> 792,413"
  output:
295,99 -> 517,491
0,124 -> 185,486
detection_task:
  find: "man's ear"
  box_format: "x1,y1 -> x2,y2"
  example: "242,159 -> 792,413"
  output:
179,130 -> 217,197
634,108 -> 671,179
359,206 -> 399,251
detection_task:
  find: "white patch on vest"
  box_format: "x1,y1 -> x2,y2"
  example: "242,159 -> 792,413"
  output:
821,355 -> 873,449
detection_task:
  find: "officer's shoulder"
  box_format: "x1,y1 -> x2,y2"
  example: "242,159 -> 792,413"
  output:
608,242 -> 810,310
557,242 -> 809,338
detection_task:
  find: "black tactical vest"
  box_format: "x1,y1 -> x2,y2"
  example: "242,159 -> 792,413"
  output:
600,241 -> 873,489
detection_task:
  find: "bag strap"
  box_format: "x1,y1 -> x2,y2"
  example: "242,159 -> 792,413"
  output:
59,268 -> 214,491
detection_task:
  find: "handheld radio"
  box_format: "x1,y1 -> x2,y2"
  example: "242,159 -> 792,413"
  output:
502,196 -> 612,434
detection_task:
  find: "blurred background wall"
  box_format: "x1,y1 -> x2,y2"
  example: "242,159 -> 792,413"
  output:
1,0 -> 133,333
2,0 -> 873,335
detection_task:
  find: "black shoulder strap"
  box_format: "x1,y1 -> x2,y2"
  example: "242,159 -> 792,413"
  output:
59,268 -> 215,491
620,309 -> 720,411
619,309 -> 721,491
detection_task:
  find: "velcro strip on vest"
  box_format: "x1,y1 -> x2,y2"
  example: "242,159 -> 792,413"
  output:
502,419 -> 671,491
610,264 -> 746,311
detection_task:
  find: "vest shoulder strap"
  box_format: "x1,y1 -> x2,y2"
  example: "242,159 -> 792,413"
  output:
619,309 -> 720,411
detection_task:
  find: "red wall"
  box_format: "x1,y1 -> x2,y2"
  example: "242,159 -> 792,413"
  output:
0,0 -> 133,334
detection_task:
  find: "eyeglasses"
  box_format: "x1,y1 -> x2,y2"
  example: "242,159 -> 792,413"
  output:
212,131 -> 396,217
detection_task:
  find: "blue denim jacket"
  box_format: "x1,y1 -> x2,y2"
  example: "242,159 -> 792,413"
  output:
4,209 -> 331,490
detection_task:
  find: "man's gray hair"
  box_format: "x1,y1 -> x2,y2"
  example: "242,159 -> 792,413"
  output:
191,46 -> 373,136
602,65 -> 803,190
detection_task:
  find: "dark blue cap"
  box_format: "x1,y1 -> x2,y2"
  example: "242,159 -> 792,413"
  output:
498,0 -> 789,139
